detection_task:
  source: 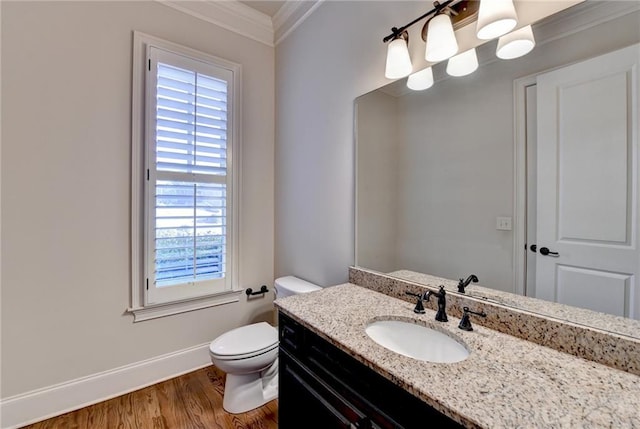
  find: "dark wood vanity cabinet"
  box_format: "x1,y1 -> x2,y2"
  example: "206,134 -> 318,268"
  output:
278,312 -> 464,429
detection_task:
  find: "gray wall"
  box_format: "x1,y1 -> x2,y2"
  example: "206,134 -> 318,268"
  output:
275,1 -> 426,286
356,91 -> 399,273
395,61 -> 517,291
1,1 -> 274,398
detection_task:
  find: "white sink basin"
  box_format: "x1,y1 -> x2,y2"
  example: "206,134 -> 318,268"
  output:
365,320 -> 469,363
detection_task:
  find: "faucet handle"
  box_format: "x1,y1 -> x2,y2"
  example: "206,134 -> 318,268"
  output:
458,306 -> 487,331
405,291 -> 426,314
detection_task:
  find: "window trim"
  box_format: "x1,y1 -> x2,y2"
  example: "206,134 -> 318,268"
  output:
129,31 -> 242,322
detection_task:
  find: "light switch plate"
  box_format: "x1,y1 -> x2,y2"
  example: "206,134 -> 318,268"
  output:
496,217 -> 512,231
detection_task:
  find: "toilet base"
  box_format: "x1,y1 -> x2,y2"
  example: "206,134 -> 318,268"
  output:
222,358 -> 279,414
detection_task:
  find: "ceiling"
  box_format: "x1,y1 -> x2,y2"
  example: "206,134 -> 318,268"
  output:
239,1 -> 286,17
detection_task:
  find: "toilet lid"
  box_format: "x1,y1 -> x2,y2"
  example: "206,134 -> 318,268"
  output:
210,322 -> 278,358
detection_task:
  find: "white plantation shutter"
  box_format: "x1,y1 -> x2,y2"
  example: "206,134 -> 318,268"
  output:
155,63 -> 228,175
145,46 -> 235,304
154,181 -> 226,287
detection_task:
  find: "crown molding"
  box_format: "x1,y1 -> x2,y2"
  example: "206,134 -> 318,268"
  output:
155,0 -> 321,48
273,0 -> 324,45
533,0 -> 640,46
157,0 -> 275,47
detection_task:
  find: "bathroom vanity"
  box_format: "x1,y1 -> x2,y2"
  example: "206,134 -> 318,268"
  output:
275,282 -> 640,429
279,311 -> 462,428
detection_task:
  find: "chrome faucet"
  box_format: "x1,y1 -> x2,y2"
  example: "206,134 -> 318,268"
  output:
425,285 -> 448,322
457,274 -> 479,294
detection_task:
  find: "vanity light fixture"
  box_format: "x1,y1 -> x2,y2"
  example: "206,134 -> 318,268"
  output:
407,67 -> 435,90
496,25 -> 536,59
446,48 -> 478,77
383,0 -> 534,90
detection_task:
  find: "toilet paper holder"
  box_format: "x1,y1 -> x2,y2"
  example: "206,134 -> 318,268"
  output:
246,285 -> 270,296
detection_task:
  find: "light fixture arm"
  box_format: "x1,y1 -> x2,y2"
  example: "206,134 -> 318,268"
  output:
382,0 -> 454,43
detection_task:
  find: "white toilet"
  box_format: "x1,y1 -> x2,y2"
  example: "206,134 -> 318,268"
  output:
209,276 -> 321,414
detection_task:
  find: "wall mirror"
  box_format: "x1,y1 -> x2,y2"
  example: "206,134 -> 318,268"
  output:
355,1 -> 640,337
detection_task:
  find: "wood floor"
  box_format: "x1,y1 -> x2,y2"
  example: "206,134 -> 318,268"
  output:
22,366 -> 278,429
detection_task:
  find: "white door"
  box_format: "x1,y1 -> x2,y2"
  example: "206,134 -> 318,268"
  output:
535,44 -> 640,319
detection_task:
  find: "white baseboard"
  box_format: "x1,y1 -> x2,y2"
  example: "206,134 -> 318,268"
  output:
0,343 -> 212,429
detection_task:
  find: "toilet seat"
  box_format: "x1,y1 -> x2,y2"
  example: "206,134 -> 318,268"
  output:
211,343 -> 278,361
210,322 -> 278,360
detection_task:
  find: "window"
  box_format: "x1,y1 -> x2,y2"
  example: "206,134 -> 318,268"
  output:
130,32 -> 241,321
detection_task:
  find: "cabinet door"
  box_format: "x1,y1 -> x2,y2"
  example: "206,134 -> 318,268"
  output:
280,348 -> 374,429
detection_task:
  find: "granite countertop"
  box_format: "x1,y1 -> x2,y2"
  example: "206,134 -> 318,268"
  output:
275,283 -> 640,429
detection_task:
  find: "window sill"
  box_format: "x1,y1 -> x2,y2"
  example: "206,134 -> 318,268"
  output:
127,290 -> 243,322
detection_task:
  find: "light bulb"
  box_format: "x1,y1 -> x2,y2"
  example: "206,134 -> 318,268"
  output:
497,25 -> 535,60
425,14 -> 458,63
446,48 -> 479,77
476,0 -> 518,40
407,67 -> 434,91
385,35 -> 412,79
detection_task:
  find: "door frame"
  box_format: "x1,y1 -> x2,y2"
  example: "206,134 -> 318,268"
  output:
513,75 -> 537,296
514,70 -> 568,296
514,69 -> 568,296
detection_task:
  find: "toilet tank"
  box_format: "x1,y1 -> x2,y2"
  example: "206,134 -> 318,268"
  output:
274,276 -> 321,298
